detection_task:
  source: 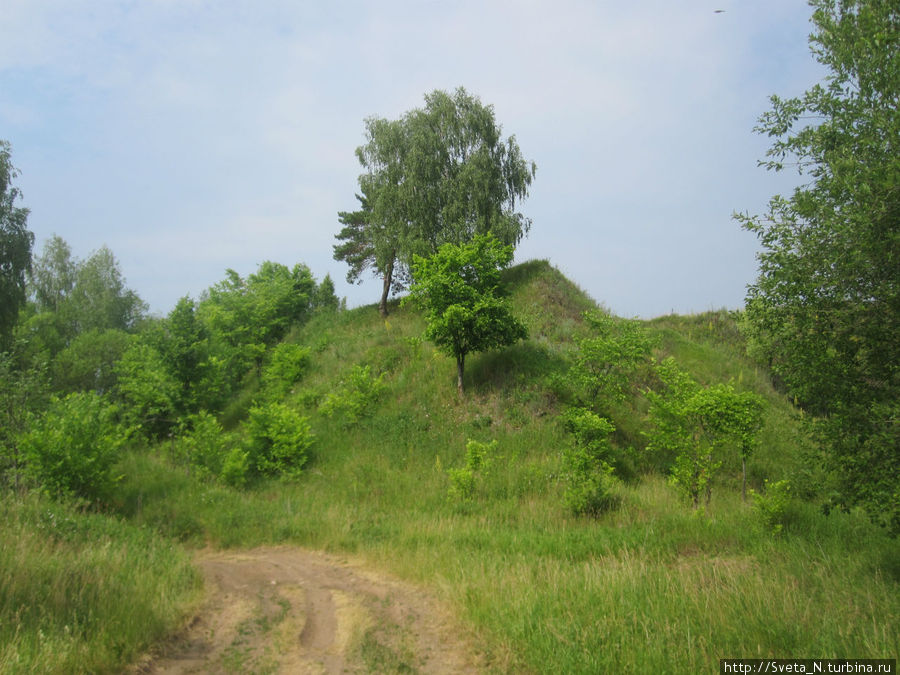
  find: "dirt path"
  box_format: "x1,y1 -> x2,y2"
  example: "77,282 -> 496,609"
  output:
132,547 -> 486,674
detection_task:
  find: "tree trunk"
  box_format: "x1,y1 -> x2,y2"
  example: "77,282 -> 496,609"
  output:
456,353 -> 465,397
741,456 -> 747,502
379,257 -> 394,318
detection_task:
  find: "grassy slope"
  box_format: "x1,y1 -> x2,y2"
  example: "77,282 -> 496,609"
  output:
5,259 -> 898,673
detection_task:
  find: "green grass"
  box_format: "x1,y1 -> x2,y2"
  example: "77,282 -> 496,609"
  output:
0,493 -> 201,674
3,260 -> 897,673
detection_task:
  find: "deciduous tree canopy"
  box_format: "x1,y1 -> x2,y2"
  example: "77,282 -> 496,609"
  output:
406,234 -> 526,396
335,87 -> 536,316
0,141 -> 34,348
737,0 -> 899,532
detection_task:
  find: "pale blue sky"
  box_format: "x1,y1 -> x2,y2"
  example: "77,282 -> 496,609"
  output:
1,1 -> 823,318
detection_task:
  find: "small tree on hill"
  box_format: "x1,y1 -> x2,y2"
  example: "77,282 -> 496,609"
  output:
646,358 -> 765,509
406,234 -> 526,396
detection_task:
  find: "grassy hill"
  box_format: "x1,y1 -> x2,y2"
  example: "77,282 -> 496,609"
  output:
3,260 -> 897,673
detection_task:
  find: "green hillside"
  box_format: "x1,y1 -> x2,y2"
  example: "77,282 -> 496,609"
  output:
2,260 -> 897,673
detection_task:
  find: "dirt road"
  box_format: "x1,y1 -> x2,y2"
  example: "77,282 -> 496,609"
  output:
132,547 -> 486,674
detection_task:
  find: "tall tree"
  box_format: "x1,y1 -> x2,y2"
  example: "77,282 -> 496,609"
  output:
405,234 -> 526,396
336,88 -> 536,316
737,0 -> 899,531
0,140 -> 34,348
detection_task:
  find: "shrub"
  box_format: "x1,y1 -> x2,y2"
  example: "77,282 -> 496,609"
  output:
260,343 -> 311,398
19,392 -> 126,504
319,364 -> 385,424
751,479 -> 792,535
245,403 -> 313,479
172,410 -> 232,479
561,407 -> 620,516
447,439 -> 497,502
220,446 -> 251,488
114,341 -> 179,440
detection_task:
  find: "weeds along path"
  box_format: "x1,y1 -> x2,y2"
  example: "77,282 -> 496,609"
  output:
133,547 -> 485,674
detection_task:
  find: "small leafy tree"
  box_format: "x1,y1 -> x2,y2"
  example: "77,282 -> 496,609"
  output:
172,410 -> 232,479
260,343 -> 311,399
19,391 -> 125,504
447,439 -> 498,502
646,358 -> 765,509
561,407 -> 620,516
406,234 -> 526,396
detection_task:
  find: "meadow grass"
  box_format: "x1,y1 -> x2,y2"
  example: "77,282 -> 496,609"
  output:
0,493 -> 201,674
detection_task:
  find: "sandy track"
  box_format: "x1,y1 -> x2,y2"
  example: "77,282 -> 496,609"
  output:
132,547 -> 485,674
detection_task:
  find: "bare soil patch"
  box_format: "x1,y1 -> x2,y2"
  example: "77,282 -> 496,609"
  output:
131,546 -> 486,674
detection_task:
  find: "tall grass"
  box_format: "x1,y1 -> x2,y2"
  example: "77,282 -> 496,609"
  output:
0,494 -> 201,674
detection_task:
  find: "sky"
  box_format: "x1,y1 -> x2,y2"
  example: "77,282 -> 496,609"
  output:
1,0 -> 825,319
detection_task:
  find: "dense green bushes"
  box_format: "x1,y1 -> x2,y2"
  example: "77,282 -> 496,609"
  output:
19,392 -> 125,504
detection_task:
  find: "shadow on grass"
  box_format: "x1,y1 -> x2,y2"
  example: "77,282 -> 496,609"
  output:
468,341 -> 567,394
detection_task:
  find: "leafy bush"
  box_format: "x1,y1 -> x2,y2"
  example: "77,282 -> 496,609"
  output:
220,446 -> 251,488
751,479 -> 792,535
245,403 -> 313,479
447,439 -> 497,502
319,364 -> 385,424
260,342 -> 311,398
114,341 -> 179,440
19,392 -> 126,503
561,407 -> 620,516
172,410 -> 232,479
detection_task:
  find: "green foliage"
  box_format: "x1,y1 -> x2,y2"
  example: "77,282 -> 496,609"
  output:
198,262 -> 317,388
736,0 -> 899,532
19,236 -> 146,363
68,246 -> 147,334
571,310 -> 657,411
751,479 -> 793,536
447,439 -> 498,502
51,328 -> 131,394
646,358 -> 765,509
0,493 -> 200,674
220,446 -> 251,488
245,402 -> 313,479
315,273 -> 340,312
114,341 -> 179,439
260,342 -> 311,399
161,296 -> 214,413
336,87 -> 536,313
319,364 -> 386,424
19,392 -> 125,503
0,351 -> 48,491
561,407 -> 620,516
172,410 -> 233,479
406,234 -> 527,395
0,140 -> 34,348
